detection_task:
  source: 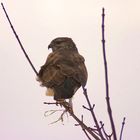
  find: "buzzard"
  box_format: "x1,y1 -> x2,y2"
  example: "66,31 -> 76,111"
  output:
37,37 -> 87,103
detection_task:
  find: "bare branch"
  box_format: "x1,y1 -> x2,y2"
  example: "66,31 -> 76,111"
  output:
76,115 -> 92,140
100,121 -> 113,140
1,3 -> 38,75
100,122 -> 109,140
82,105 -> 90,111
44,102 -> 59,106
101,8 -> 117,140
119,117 -> 126,140
44,109 -> 64,117
83,129 -> 92,140
83,104 -> 95,111
82,87 -> 105,140
44,101 -> 100,140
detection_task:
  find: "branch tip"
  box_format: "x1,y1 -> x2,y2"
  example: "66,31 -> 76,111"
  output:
101,7 -> 117,140
119,117 -> 126,140
82,105 -> 90,111
1,2 -> 38,75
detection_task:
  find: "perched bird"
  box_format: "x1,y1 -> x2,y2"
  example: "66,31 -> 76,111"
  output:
37,37 -> 87,105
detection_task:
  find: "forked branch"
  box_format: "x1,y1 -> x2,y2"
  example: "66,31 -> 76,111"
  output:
44,101 -> 100,140
82,87 -> 105,140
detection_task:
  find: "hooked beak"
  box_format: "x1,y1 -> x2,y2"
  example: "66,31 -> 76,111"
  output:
48,44 -> 51,49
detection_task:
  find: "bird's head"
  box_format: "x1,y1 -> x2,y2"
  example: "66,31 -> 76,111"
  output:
48,37 -> 78,52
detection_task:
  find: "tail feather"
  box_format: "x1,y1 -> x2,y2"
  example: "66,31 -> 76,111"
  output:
54,77 -> 80,100
45,88 -> 54,96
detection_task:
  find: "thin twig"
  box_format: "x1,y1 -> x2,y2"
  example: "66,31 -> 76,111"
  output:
82,87 -> 105,140
75,115 -> 84,126
100,122 -> 109,140
44,102 -> 59,105
49,109 -> 67,124
62,102 -> 100,140
119,117 -> 126,140
83,104 -> 95,111
100,121 -> 113,140
82,105 -> 90,111
101,8 -> 117,140
1,3 -> 38,75
77,115 -> 92,140
83,129 -> 92,140
44,109 -> 64,117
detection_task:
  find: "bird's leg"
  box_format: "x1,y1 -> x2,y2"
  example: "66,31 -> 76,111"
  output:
44,99 -> 73,124
59,99 -> 73,114
68,98 -> 73,114
56,99 -> 65,107
56,99 -> 73,114
68,98 -> 73,108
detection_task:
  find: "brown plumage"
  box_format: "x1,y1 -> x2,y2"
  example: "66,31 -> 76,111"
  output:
37,37 -> 88,101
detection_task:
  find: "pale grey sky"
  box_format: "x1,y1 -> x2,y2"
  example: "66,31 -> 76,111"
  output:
1,0 -> 140,140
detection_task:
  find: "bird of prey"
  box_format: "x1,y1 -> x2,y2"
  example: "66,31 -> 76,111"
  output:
37,37 -> 87,105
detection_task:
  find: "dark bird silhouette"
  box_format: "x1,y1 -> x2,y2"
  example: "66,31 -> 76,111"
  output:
37,37 -> 88,103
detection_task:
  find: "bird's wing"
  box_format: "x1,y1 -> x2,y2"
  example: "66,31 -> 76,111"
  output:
69,53 -> 88,87
38,51 -> 87,88
38,52 -> 65,87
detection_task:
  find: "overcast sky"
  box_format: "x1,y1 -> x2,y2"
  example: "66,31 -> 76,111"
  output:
1,0 -> 140,140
